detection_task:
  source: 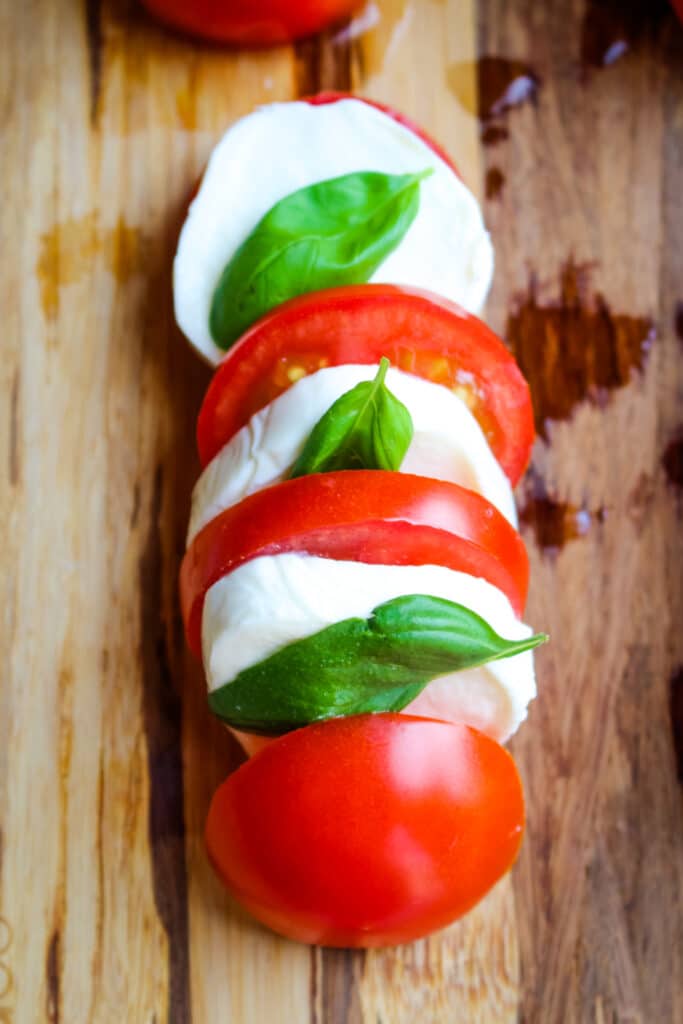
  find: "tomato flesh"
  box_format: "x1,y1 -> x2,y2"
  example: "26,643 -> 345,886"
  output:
197,285 -> 534,485
141,0 -> 362,45
180,470 -> 529,657
206,713 -> 525,947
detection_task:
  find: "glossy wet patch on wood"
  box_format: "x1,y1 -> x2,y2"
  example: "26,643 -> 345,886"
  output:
518,468 -> 605,555
506,261 -> 655,439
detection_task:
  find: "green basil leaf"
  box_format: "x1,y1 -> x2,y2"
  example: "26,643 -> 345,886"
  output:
208,594 -> 548,734
209,168 -> 433,349
289,358 -> 413,477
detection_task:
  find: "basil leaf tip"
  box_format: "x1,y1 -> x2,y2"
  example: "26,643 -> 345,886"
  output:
289,357 -> 414,478
209,168 -> 433,349
207,594 -> 548,734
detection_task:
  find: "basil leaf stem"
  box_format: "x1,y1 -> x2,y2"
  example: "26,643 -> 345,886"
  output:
289,358 -> 413,477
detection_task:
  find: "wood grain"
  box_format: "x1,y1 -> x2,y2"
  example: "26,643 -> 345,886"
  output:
0,0 -> 681,1022
480,2 -> 683,1021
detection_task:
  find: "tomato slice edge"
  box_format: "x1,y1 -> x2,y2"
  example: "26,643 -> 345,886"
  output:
180,470 -> 530,657
197,284 -> 534,484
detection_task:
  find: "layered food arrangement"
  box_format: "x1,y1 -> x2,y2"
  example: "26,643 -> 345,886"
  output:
176,95 -> 546,947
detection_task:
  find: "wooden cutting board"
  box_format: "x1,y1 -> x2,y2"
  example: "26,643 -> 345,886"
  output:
1,0 -> 682,1020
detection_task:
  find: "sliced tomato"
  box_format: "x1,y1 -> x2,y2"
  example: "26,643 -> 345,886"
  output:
196,286 -> 534,484
141,0 -> 362,45
305,92 -> 462,180
180,470 -> 529,657
206,713 -> 525,947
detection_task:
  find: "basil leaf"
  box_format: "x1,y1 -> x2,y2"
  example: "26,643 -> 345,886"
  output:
289,358 -> 413,477
208,594 -> 548,734
209,168 -> 433,349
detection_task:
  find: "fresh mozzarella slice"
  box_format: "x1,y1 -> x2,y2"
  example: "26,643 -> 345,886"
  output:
202,553 -> 537,744
187,364 -> 517,543
174,98 -> 494,364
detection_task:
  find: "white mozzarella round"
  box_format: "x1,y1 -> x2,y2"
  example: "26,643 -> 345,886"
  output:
187,365 -> 516,543
174,98 -> 494,365
202,553 -> 537,744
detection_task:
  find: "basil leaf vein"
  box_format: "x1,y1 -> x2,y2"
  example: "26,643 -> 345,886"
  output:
208,594 -> 548,734
209,169 -> 432,349
289,358 -> 413,477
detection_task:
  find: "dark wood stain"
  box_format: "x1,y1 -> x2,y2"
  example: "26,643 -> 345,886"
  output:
675,301 -> 683,346
319,949 -> 360,1024
309,948 -> 319,1024
479,1 -> 683,1022
294,20 -> 353,97
481,122 -> 509,146
130,480 -> 141,528
139,465 -> 191,1024
85,0 -> 104,124
577,649 -> 683,1022
519,467 -> 604,554
45,929 -> 61,1024
88,751 -> 105,1021
627,471 -> 657,531
670,667 -> 683,782
581,0 -> 674,69
449,57 -> 540,122
662,432 -> 683,490
506,261 -> 655,439
9,368 -> 19,486
485,166 -> 505,200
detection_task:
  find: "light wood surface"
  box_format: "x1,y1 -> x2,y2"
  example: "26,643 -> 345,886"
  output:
1,0 -> 681,1021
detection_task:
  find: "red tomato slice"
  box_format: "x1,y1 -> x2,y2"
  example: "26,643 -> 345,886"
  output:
140,0 -> 362,45
197,285 -> 534,485
305,92 -> 462,179
180,470 -> 529,657
206,713 -> 525,947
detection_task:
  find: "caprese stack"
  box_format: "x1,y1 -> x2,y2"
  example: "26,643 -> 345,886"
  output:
176,95 -> 545,947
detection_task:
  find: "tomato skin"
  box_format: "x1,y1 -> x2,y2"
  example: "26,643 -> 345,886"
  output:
197,285 -> 534,485
206,713 -> 525,947
141,0 -> 362,45
305,92 -> 463,179
180,470 -> 530,656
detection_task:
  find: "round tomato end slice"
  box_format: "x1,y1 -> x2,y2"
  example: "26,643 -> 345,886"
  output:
205,713 -> 525,947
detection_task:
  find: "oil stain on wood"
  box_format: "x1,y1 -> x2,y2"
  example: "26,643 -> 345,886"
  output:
448,56 -> 540,122
506,261 -> 655,438
675,301 -> 683,346
36,214 -> 150,321
663,432 -> 683,490
481,123 -> 508,146
580,0 -> 675,69
518,468 -> 605,555
670,666 -> 683,782
485,167 -> 504,200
